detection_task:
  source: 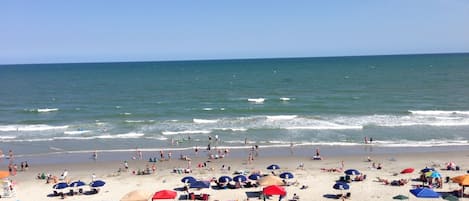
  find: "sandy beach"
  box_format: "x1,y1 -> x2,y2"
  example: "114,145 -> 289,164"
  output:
3,146 -> 469,201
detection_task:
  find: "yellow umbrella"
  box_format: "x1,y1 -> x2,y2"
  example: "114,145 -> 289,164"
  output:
258,175 -> 284,186
0,171 -> 9,179
451,174 -> 469,186
120,190 -> 152,201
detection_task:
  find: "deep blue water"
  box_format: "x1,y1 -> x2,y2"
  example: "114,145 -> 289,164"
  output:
1,53 -> 469,156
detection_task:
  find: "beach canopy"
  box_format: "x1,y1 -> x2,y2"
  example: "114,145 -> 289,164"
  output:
233,175 -> 247,182
181,176 -> 196,184
190,180 -> 210,189
410,188 -> 440,198
267,164 -> 280,170
53,182 -> 68,189
69,180 -> 86,188
262,185 -> 286,196
152,190 -> 177,200
279,172 -> 294,179
333,182 -> 350,190
248,173 -> 261,180
344,169 -> 361,175
90,180 -> 106,187
218,176 -> 232,183
120,190 -> 152,201
401,168 -> 414,174
258,175 -> 284,186
0,171 -> 9,179
451,174 -> 469,186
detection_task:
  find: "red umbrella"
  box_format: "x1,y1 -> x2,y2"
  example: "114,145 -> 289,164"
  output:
263,185 -> 286,196
152,190 -> 177,200
401,168 -> 414,174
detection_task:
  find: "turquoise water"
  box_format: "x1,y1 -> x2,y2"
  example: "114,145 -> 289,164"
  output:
1,53 -> 469,156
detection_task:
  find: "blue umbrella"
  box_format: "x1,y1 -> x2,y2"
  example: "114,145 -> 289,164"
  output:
90,180 -> 105,187
333,182 -> 350,190
190,180 -> 210,189
248,173 -> 261,180
279,172 -> 294,179
233,175 -> 247,182
69,181 -> 86,188
267,164 -> 280,170
410,188 -> 440,198
344,169 -> 361,175
218,176 -> 232,183
421,167 -> 435,173
181,176 -> 196,184
53,182 -> 68,190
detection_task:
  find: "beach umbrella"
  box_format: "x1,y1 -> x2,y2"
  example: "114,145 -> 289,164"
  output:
333,182 -> 350,190
90,180 -> 106,187
420,167 -> 435,173
344,169 -> 360,175
120,190 -> 152,201
248,173 -> 261,180
393,194 -> 409,200
262,185 -> 286,196
451,175 -> 469,186
410,188 -> 440,198
190,180 -> 210,189
0,171 -> 9,179
258,175 -> 283,186
218,176 -> 232,183
181,176 -> 196,184
400,168 -> 414,174
443,194 -> 459,201
267,164 -> 280,170
53,182 -> 68,190
152,190 -> 177,200
233,175 -> 247,182
279,172 -> 294,179
69,180 -> 86,188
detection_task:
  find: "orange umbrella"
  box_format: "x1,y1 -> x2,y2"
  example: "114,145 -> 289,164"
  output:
452,174 -> 469,186
0,171 -> 9,179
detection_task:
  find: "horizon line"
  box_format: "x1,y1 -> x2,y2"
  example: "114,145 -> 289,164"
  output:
1,51 -> 468,66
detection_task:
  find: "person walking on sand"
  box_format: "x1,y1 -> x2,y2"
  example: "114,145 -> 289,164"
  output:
364,136 -> 368,144
93,150 -> 98,160
167,151 -> 172,160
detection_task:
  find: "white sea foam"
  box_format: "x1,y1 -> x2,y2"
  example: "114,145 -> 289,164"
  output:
37,108 -> 59,113
193,119 -> 218,124
97,132 -> 144,139
279,97 -> 291,101
161,130 -> 211,135
120,112 -> 132,115
0,124 -> 68,132
145,136 -> 168,140
285,125 -> 363,130
64,130 -> 91,135
266,115 -> 298,120
409,110 -> 469,115
247,98 -> 265,103
215,128 -> 248,132
0,136 -> 16,140
202,108 -> 213,111
124,120 -> 152,123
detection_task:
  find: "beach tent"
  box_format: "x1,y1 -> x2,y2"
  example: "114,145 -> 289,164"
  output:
233,175 -> 247,182
190,180 -> 210,189
0,171 -> 9,179
152,190 -> 177,200
262,185 -> 286,196
267,164 -> 280,170
401,168 -> 414,174
258,175 -> 283,186
120,190 -> 152,201
344,169 -> 360,176
410,188 -> 440,198
279,172 -> 294,179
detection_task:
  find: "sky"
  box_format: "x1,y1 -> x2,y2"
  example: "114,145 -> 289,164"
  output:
1,0 -> 469,64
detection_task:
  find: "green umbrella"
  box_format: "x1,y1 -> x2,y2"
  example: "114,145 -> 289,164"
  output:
443,194 -> 459,201
393,195 -> 409,200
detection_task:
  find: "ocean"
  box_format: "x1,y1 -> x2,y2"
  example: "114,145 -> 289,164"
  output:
1,53 -> 469,158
